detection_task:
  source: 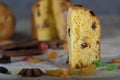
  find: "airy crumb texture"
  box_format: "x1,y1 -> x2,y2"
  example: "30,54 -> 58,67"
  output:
32,0 -> 72,41
31,0 -> 58,41
52,0 -> 72,41
67,6 -> 101,68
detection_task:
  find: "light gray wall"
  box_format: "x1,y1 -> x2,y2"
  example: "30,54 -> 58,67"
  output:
0,0 -> 119,19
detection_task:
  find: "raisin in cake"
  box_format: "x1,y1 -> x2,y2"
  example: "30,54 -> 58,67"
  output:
0,3 -> 15,42
67,6 -> 101,68
52,0 -> 72,41
31,0 -> 58,41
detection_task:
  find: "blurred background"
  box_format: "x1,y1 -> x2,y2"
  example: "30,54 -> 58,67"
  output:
0,0 -> 120,40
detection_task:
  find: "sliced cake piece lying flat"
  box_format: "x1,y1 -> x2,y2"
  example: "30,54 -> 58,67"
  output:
67,6 -> 101,68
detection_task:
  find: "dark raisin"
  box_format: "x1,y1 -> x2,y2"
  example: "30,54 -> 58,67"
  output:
36,4 -> 40,7
92,22 -> 97,30
90,10 -> 95,16
97,41 -> 100,44
96,56 -> 98,59
68,28 -> 70,36
81,43 -> 88,49
66,57 -> 69,64
75,64 -> 80,68
75,5 -> 83,7
37,11 -> 40,16
43,21 -> 49,28
89,45 -> 91,48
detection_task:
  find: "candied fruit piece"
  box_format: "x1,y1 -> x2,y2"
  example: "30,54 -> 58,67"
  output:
93,60 -> 104,67
80,69 -> 94,76
46,69 -> 62,77
11,69 -> 21,75
60,68 -> 69,78
22,56 -> 33,61
106,64 -> 117,71
68,68 -> 82,75
39,43 -> 48,52
46,51 -> 57,60
112,58 -> 120,63
63,43 -> 67,50
86,64 -> 96,71
80,64 -> 96,76
28,57 -> 42,64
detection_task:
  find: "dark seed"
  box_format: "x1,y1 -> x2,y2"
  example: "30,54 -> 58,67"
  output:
81,43 -> 88,49
68,28 -> 70,36
92,22 -> 97,30
90,10 -> 95,16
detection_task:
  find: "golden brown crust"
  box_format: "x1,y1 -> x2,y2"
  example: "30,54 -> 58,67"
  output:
0,2 -> 15,42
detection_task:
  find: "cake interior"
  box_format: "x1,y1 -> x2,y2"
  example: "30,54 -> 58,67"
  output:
52,0 -> 67,40
33,0 -> 58,41
67,7 -> 101,68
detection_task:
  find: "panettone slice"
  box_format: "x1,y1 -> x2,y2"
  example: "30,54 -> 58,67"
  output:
67,6 -> 101,68
52,0 -> 72,41
31,0 -> 58,41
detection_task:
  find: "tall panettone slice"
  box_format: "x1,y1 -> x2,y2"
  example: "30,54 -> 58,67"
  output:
52,0 -> 72,41
31,0 -> 58,41
67,6 -> 101,68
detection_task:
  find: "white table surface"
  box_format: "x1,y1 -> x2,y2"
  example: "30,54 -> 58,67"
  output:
0,17 -> 120,80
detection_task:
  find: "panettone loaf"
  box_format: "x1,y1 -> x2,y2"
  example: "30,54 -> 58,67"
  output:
31,0 -> 58,41
32,0 -> 72,41
67,6 -> 101,68
0,3 -> 15,42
